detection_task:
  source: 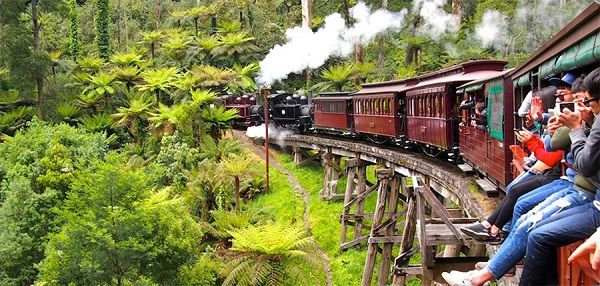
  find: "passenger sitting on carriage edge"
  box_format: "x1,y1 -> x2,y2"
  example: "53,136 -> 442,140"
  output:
518,67 -> 600,285
442,73 -> 595,286
458,78 -> 581,242
460,122 -> 565,242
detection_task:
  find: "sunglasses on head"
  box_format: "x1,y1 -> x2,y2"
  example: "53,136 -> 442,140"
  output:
583,97 -> 599,106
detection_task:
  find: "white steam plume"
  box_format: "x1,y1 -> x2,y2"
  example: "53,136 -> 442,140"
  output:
412,0 -> 459,40
246,124 -> 293,148
257,1 -> 407,86
514,0 -> 591,52
475,10 -> 509,50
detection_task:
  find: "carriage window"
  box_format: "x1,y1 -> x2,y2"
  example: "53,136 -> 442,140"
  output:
386,98 -> 390,115
427,95 -> 432,117
435,94 -> 440,117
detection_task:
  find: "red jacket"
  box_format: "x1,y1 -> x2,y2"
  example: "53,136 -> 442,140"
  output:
524,135 -> 564,167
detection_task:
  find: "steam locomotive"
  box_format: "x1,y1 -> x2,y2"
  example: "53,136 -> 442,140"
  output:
225,3 -> 600,192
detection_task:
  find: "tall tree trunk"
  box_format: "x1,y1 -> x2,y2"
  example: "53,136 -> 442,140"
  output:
32,0 -> 45,120
301,0 -> 312,29
355,42 -> 363,63
405,17 -> 421,69
235,175 -> 240,209
125,13 -> 129,47
116,0 -> 122,51
302,0 -> 313,90
342,0 -> 351,24
377,0 -> 388,68
155,0 -> 162,30
451,0 -> 462,28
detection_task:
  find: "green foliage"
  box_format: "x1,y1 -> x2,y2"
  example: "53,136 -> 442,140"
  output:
38,153 -> 203,285
148,103 -> 188,136
78,113 -> 113,133
0,119 -> 107,285
67,0 -> 80,60
223,223 -> 322,286
112,93 -> 153,144
199,106 -> 237,142
312,63 -> 356,92
206,207 -> 270,240
178,253 -> 223,286
0,107 -> 36,135
139,67 -> 180,103
95,0 -> 110,59
154,132 -> 200,187
76,55 -> 105,73
55,102 -> 82,125
110,51 -> 145,67
191,65 -> 238,92
198,136 -> 243,162
140,30 -> 165,59
185,158 -> 233,220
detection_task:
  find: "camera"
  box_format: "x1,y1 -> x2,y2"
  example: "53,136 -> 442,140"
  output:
558,102 -> 575,112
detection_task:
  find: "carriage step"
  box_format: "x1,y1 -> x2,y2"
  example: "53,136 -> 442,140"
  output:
476,178 -> 499,197
457,164 -> 474,173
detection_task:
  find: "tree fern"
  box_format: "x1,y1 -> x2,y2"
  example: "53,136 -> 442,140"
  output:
223,224 -> 322,286
78,113 -> 112,133
55,103 -> 82,125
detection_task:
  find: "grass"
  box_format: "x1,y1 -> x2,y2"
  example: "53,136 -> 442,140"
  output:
248,149 -> 422,285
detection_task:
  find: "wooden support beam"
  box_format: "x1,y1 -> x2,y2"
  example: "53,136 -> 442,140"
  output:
354,162 -> 368,249
392,178 -> 417,286
377,174 -> 401,286
361,169 -> 393,286
415,177 -> 468,245
341,235 -> 370,250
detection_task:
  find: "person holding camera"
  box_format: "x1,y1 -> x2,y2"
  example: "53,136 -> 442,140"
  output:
517,67 -> 600,285
443,70 -> 599,286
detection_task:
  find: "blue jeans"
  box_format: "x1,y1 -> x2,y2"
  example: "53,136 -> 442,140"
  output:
520,202 -> 600,285
487,186 -> 594,279
508,178 -> 573,233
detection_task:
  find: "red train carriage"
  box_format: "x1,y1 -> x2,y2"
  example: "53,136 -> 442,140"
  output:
312,92 -> 354,133
351,79 -> 418,140
404,60 -> 507,157
457,70 -> 515,188
222,94 -> 257,127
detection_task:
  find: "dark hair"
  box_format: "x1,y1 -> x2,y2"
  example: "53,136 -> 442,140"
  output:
571,74 -> 587,93
583,67 -> 600,99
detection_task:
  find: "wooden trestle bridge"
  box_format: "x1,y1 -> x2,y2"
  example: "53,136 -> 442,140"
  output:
263,133 -> 511,286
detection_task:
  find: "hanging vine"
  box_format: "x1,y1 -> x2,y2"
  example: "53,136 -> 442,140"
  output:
68,0 -> 80,60
95,0 -> 110,60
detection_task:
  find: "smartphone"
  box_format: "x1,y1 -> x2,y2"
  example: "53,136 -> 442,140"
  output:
559,102 -> 575,112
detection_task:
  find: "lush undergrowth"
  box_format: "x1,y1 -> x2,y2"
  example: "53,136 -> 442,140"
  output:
259,151 -> 423,286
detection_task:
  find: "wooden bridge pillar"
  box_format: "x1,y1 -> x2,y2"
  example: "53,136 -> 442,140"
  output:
292,145 -> 321,166
339,158 -> 377,250
361,168 -> 406,286
320,148 -> 346,200
391,176 -> 486,285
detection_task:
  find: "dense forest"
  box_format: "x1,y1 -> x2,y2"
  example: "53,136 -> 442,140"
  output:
0,0 -> 593,285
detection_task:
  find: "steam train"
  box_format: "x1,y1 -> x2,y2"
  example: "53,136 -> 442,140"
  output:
226,3 -> 600,192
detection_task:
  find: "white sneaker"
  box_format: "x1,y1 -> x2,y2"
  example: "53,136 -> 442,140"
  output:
442,270 -> 491,286
442,270 -> 476,286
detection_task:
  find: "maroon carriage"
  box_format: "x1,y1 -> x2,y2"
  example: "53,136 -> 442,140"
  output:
312,92 -> 354,133
457,70 -> 515,188
404,60 -> 507,158
351,79 -> 418,140
222,94 -> 257,127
